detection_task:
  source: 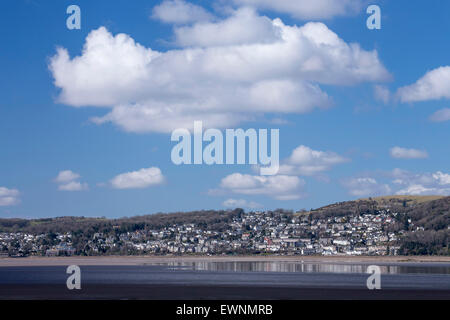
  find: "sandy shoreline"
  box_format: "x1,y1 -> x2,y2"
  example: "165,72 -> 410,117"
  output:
1,255 -> 449,267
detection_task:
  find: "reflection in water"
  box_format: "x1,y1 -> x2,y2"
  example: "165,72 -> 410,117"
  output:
160,261 -> 450,275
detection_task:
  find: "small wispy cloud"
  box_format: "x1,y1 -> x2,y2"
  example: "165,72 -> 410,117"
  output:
55,170 -> 88,191
390,147 -> 428,159
219,173 -> 305,201
0,187 -> 20,206
110,167 -> 165,189
222,198 -> 262,209
342,177 -> 391,197
429,108 -> 450,122
373,85 -> 391,104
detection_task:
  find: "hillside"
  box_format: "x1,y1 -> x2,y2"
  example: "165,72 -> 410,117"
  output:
305,196 -> 450,228
0,198 -> 448,256
299,195 -> 448,218
304,196 -> 450,255
0,209 -> 243,235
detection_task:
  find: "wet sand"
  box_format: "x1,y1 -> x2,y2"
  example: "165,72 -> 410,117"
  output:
1,284 -> 449,300
1,255 -> 449,267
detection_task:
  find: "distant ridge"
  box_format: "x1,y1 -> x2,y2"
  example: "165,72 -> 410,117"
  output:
297,195 -> 449,217
359,195 -> 445,205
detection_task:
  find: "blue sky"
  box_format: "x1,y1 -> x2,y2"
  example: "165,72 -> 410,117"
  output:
1,0 -> 450,218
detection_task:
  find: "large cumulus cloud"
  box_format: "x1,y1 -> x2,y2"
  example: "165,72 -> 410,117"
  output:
50,8 -> 390,133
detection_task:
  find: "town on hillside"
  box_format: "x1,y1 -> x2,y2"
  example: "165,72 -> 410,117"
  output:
0,209 -> 421,257
1,196 -> 448,258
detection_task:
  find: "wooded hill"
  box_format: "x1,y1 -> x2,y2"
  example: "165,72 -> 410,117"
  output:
0,196 -> 448,255
0,209 -> 245,235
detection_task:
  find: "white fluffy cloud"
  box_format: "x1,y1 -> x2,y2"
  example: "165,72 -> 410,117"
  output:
58,181 -> 88,192
222,198 -> 262,209
50,30 -> 160,108
397,66 -> 450,103
343,169 -> 450,198
55,170 -> 88,191
392,169 -> 450,196
55,170 -> 80,183
217,145 -> 346,202
429,108 -> 450,122
50,10 -> 389,133
220,173 -> 305,200
343,178 -> 391,197
396,185 -> 435,196
279,145 -> 348,176
433,171 -> 450,185
0,187 -> 20,206
390,147 -> 428,159
232,0 -> 363,19
152,0 -> 213,24
174,7 -> 279,47
110,167 -> 165,189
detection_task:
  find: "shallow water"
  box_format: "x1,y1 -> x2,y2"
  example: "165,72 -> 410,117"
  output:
0,262 -> 449,290
159,261 -> 450,275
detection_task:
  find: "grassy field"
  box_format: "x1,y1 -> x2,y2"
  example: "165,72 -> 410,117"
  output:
360,195 -> 445,204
